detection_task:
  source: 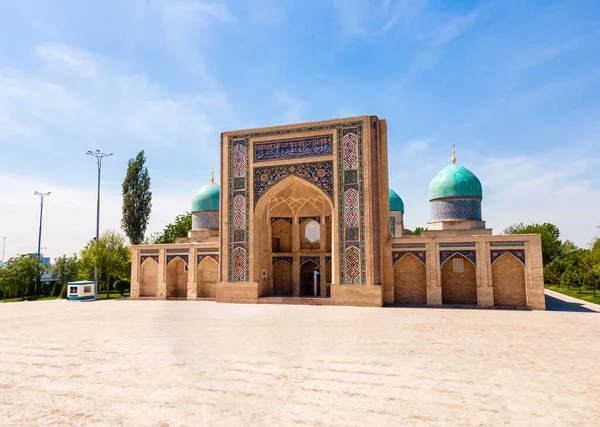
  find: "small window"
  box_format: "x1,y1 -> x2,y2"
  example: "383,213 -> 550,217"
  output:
453,258 -> 464,273
304,220 -> 320,244
83,286 -> 92,293
69,287 -> 78,294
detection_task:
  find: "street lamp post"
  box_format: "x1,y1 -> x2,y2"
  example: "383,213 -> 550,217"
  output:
1,237 -> 6,265
86,149 -> 113,300
33,191 -> 50,295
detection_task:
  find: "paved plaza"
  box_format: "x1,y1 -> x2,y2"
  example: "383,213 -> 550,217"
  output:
1,293 -> 599,426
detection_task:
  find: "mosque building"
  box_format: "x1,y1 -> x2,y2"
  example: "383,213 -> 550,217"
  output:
130,116 -> 545,309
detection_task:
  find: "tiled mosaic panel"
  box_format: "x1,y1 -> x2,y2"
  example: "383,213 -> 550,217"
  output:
228,139 -> 249,282
344,246 -> 361,284
439,250 -> 476,266
390,216 -> 396,236
439,242 -> 476,248
392,251 -> 426,266
193,212 -> 219,230
337,125 -> 365,284
491,249 -> 525,266
490,241 -> 525,247
271,217 -> 292,225
254,135 -> 333,162
431,199 -> 482,221
253,161 -> 334,206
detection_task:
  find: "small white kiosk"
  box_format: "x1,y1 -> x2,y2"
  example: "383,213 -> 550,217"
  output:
67,281 -> 95,301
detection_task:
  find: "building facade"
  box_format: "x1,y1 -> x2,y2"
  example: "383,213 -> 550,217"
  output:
130,116 -> 545,309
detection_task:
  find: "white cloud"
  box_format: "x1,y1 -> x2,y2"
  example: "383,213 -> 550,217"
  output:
274,90 -> 307,124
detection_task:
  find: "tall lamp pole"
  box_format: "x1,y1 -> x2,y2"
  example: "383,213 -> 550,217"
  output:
86,150 -> 112,300
1,237 -> 6,265
33,191 -> 50,295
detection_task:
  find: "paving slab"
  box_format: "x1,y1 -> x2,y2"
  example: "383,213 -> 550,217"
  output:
0,298 -> 599,426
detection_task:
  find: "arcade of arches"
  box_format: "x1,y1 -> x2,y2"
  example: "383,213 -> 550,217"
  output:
130,115 -> 546,309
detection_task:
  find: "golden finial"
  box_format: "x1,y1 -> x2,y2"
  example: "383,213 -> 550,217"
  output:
210,168 -> 215,183
451,144 -> 456,164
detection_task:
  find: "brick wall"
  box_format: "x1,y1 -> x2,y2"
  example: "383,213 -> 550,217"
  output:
140,259 -> 157,297
441,255 -> 477,304
197,258 -> 219,298
393,255 -> 427,304
273,261 -> 293,295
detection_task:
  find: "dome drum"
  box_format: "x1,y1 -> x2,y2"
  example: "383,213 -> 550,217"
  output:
193,211 -> 219,231
430,198 -> 482,222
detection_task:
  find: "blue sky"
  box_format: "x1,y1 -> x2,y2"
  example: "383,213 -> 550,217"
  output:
0,0 -> 599,260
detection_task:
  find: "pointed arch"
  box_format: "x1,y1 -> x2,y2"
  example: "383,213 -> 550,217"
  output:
271,218 -> 292,253
492,252 -> 526,306
441,253 -> 477,305
139,257 -> 158,297
393,253 -> 427,304
166,257 -> 187,298
197,256 -> 219,298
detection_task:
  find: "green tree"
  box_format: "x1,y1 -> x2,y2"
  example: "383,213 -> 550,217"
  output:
413,227 -> 426,236
51,254 -> 80,299
0,254 -> 47,300
122,150 -> 152,245
503,222 -> 562,265
153,212 -> 192,244
80,231 -> 131,298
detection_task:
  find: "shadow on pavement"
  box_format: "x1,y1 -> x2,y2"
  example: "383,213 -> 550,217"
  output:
545,294 -> 598,313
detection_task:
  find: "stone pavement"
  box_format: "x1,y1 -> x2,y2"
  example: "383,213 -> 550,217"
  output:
0,295 -> 599,426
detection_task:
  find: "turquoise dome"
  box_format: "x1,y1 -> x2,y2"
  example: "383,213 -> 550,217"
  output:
389,189 -> 404,212
429,164 -> 482,200
192,182 -> 220,211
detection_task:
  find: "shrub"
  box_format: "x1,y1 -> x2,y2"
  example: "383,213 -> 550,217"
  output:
114,279 -> 130,296
59,283 -> 67,299
51,281 -> 62,297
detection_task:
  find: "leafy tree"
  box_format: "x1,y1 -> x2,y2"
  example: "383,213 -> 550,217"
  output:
0,254 -> 47,300
80,231 -> 131,298
113,279 -> 130,296
503,222 -> 562,265
51,254 -> 80,299
122,150 -> 152,245
413,227 -> 426,236
153,212 -> 192,244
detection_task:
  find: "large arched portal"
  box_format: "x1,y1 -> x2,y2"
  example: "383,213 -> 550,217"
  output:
253,176 -> 334,297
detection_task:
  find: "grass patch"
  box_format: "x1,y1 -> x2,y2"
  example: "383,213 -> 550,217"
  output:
0,295 -> 59,303
545,284 -> 600,305
99,291 -> 130,300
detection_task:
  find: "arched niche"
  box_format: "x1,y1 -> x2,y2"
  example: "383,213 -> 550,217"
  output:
492,252 -> 526,306
300,260 -> 320,297
197,256 -> 219,298
271,219 -> 292,253
441,253 -> 477,305
393,254 -> 426,304
273,260 -> 293,296
166,257 -> 188,298
139,257 -> 158,297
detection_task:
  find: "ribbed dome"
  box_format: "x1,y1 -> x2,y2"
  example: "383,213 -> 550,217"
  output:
429,164 -> 482,200
192,182 -> 220,212
389,189 -> 404,212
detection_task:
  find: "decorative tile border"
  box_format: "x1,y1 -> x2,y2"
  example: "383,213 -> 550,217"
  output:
300,256 -> 320,266
254,161 -> 334,206
254,135 -> 333,162
490,241 -> 525,247
439,242 -> 476,248
166,248 -> 190,254
392,243 -> 426,249
390,216 -> 396,236
431,199 -> 481,221
440,250 -> 476,266
228,138 -> 250,282
299,216 -> 320,224
140,255 -> 158,264
273,256 -> 293,265
491,249 -> 525,266
196,248 -> 219,253
140,249 -> 159,254
166,255 -> 188,265
197,254 -> 219,265
392,251 -> 426,266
